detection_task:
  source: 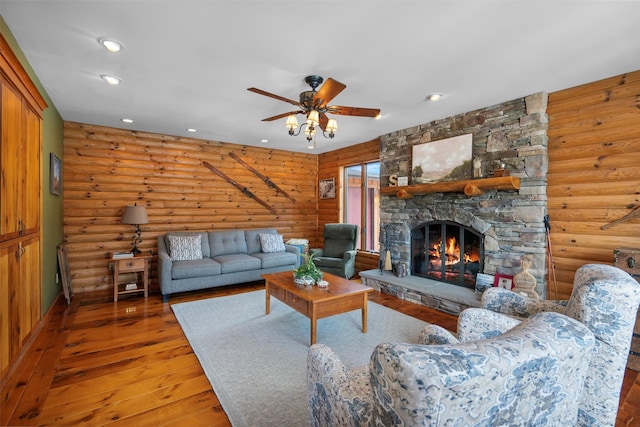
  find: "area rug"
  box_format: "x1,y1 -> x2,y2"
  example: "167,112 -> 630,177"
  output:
171,290 -> 429,427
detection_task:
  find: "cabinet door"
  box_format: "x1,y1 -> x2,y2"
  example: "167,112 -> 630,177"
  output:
21,103 -> 41,235
0,78 -> 22,241
18,237 -> 41,344
0,236 -> 41,378
0,243 -> 14,376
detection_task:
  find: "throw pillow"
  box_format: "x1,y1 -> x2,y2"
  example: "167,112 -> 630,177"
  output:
259,233 -> 286,253
168,234 -> 203,261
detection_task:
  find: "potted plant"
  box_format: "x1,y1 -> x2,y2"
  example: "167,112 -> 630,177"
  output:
293,253 -> 323,284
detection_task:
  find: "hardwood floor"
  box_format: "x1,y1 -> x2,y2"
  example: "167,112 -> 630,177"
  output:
2,283 -> 639,426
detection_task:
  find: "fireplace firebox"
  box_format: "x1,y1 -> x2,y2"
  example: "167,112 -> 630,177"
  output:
411,221 -> 483,289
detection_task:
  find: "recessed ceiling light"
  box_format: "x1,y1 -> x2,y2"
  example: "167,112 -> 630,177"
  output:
98,37 -> 124,53
121,118 -> 134,123
101,74 -> 121,85
187,128 -> 197,133
261,139 -> 268,143
427,93 -> 443,101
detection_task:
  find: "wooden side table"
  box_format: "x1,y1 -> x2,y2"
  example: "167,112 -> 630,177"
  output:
111,253 -> 153,302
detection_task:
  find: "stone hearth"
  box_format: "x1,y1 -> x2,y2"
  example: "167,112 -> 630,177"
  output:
360,270 -> 481,315
377,92 -> 549,307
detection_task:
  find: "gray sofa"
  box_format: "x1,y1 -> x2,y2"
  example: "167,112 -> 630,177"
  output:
158,228 -> 300,302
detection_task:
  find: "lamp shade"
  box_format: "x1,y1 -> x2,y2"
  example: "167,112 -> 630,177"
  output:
326,118 -> 338,133
304,126 -> 316,137
285,115 -> 299,131
121,205 -> 149,225
306,110 -> 320,127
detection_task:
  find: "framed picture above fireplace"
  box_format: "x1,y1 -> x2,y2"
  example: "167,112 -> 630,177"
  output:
411,133 -> 473,184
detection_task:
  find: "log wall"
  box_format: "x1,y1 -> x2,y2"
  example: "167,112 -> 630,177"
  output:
547,70 -> 640,299
63,122 -> 318,294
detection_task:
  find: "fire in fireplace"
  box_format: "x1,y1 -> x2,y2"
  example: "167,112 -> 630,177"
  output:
411,221 -> 483,288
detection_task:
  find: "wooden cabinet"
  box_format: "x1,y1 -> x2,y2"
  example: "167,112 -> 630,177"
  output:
0,236 -> 41,376
1,77 -> 41,241
0,33 -> 47,379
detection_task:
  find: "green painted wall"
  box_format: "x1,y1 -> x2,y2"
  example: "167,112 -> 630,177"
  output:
1,18 -> 64,314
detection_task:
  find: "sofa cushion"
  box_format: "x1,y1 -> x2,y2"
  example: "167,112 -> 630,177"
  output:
252,251 -> 298,269
245,228 -> 278,254
165,231 -> 210,258
171,258 -> 221,280
213,253 -> 261,274
167,234 -> 203,261
209,230 -> 248,256
259,233 -> 286,253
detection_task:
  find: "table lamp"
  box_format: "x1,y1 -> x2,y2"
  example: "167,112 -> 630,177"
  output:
121,204 -> 149,254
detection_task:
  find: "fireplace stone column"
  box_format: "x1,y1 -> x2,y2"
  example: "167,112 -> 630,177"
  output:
379,92 -> 549,298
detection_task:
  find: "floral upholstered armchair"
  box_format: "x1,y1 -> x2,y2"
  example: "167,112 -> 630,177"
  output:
307,311 -> 595,427
480,263 -> 640,427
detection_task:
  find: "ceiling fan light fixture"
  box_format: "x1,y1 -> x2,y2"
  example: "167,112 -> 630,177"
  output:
304,125 -> 316,141
326,118 -> 338,138
306,110 -> 320,127
285,115 -> 299,134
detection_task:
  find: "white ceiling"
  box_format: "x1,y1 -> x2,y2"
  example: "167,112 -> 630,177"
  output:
1,1 -> 639,153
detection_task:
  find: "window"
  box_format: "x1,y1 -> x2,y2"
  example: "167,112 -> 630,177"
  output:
344,161 -> 380,252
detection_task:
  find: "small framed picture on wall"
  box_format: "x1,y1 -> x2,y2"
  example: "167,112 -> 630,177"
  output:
50,153 -> 62,196
319,178 -> 335,199
493,273 -> 514,290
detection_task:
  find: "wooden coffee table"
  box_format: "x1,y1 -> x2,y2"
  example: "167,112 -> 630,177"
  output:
262,271 -> 374,345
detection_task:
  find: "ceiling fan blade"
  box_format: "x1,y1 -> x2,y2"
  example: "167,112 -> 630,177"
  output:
318,113 -> 329,131
262,110 -> 304,122
248,87 -> 303,108
313,78 -> 346,108
327,106 -> 381,117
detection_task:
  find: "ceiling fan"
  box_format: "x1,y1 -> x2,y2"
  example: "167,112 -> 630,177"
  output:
247,75 -> 381,142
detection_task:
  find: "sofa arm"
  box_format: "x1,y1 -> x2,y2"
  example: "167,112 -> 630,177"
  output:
157,236 -> 173,298
284,244 -> 301,267
481,287 -> 566,318
308,344 -> 373,427
343,250 -> 356,262
310,248 -> 323,257
417,324 -> 460,345
457,308 -> 522,342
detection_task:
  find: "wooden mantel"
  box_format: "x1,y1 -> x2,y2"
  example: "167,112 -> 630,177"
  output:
380,176 -> 521,198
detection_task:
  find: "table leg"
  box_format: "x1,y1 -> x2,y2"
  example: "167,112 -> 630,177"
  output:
265,281 -> 271,315
143,262 -> 149,298
361,293 -> 368,333
113,267 -> 119,302
309,303 -> 318,345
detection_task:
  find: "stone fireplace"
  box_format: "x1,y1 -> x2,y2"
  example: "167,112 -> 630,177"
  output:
361,93 -> 549,314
